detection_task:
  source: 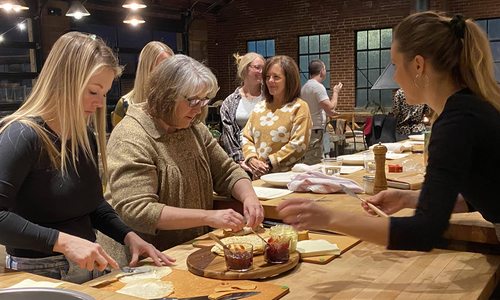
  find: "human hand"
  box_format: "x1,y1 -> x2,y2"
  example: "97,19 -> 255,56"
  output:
124,231 -> 176,267
247,157 -> 269,179
53,232 -> 118,271
363,190 -> 417,216
206,209 -> 245,232
276,198 -> 334,231
243,196 -> 264,228
239,160 -> 252,173
333,82 -> 343,94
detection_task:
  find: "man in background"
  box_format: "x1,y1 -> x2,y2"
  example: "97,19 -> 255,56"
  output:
301,59 -> 343,164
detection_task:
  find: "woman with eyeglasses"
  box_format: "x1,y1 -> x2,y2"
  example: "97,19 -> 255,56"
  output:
99,54 -> 264,265
241,55 -> 312,178
220,52 -> 265,172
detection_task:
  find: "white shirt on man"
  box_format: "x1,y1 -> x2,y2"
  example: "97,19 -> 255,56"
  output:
300,79 -> 330,130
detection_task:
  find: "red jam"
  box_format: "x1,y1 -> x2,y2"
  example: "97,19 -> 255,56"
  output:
224,244 -> 253,271
265,237 -> 290,264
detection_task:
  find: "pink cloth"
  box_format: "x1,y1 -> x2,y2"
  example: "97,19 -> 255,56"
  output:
287,171 -> 364,194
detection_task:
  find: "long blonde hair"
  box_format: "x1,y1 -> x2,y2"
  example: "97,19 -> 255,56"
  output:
124,41 -> 174,104
0,31 -> 122,178
394,11 -> 500,111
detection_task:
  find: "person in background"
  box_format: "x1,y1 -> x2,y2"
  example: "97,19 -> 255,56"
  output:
301,59 -> 343,164
220,52 -> 265,172
392,88 -> 430,138
0,32 -> 174,283
242,55 -> 312,178
277,11 -> 500,249
99,55 -> 264,265
112,41 -> 174,126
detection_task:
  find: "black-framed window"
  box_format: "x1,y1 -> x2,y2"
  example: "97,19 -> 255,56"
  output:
0,14 -> 39,113
247,39 -> 275,58
298,34 -> 330,90
477,18 -> 500,82
355,28 -> 393,109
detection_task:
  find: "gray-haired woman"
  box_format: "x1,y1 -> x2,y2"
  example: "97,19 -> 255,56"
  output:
100,54 -> 264,265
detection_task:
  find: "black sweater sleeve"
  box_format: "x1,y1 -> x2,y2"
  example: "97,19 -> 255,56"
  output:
0,122 -> 59,254
90,200 -> 132,245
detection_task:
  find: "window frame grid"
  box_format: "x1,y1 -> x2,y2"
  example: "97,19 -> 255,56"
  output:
298,33 -> 331,91
246,38 -> 275,59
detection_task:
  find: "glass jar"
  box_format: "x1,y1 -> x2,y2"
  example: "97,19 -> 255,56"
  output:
363,175 -> 375,195
269,224 -> 297,252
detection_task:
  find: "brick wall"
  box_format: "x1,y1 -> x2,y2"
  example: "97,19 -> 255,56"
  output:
205,0 -> 500,110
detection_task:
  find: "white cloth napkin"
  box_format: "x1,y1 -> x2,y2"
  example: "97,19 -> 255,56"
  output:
369,142 -> 413,153
287,171 -> 364,194
291,163 -> 322,172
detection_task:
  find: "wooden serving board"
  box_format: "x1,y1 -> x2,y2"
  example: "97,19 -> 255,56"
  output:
85,268 -> 288,300
187,247 -> 299,280
300,233 -> 361,264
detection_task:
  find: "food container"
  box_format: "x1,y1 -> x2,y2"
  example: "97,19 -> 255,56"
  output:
363,175 -> 375,195
269,224 -> 298,252
265,236 -> 290,264
223,243 -> 253,272
321,158 -> 343,176
388,164 -> 403,173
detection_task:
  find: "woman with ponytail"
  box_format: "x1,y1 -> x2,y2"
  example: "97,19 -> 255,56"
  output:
277,11 -> 500,251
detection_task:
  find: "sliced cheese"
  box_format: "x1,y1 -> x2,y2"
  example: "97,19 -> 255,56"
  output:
296,239 -> 341,257
116,279 -> 174,299
119,265 -> 172,283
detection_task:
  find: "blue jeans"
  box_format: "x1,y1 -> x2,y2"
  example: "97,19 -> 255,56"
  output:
5,254 -> 105,284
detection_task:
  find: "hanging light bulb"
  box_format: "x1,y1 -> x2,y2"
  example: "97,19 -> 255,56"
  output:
123,12 -> 145,26
0,0 -> 29,12
66,0 -> 90,19
17,22 -> 26,30
122,0 -> 146,10
0,35 -> 4,43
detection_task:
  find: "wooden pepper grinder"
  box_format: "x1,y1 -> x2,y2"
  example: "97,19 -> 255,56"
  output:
373,142 -> 388,194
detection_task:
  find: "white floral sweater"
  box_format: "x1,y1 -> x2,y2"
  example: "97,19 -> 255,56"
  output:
242,98 -> 312,172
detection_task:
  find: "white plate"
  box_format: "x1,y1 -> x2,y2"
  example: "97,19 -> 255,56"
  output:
253,186 -> 293,200
260,172 -> 298,187
408,134 -> 425,141
336,154 -> 365,165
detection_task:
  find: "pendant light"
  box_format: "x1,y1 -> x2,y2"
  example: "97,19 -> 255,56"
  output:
0,0 -> 29,12
123,12 -> 145,26
66,0 -> 90,20
122,0 -> 146,10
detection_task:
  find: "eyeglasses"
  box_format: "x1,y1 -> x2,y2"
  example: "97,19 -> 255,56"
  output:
249,64 -> 264,72
185,97 -> 211,107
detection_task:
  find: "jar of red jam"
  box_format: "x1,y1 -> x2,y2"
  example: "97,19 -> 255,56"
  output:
265,235 -> 291,264
224,243 -> 253,272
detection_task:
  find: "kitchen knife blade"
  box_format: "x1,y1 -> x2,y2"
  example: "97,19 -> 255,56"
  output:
340,184 -> 388,217
154,291 -> 260,300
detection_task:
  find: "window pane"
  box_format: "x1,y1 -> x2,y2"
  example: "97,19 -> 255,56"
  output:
299,55 -> 309,73
380,29 -> 392,48
153,31 -> 177,50
357,70 -> 368,88
75,23 -> 117,47
300,72 -> 308,86
320,54 -> 330,70
117,26 -> 151,48
477,20 -> 487,32
309,54 -> 319,61
309,35 -> 320,53
266,40 -> 275,56
368,30 -> 380,49
368,69 -> 381,86
381,49 -> 391,67
488,19 -> 500,39
299,36 -> 308,53
357,31 -> 367,50
0,48 -> 36,72
356,89 -> 368,107
491,41 -> 500,61
368,50 -> 380,68
0,79 -> 33,104
323,72 -> 330,91
0,18 -> 31,42
247,41 -> 256,52
357,51 -> 367,69
495,63 -> 500,82
256,40 -> 266,56
320,34 -> 330,52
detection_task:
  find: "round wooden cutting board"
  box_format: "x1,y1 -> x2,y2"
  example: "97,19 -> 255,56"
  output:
186,247 -> 299,280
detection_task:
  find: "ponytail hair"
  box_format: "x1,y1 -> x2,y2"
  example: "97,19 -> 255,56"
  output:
233,52 -> 265,83
394,11 -> 500,111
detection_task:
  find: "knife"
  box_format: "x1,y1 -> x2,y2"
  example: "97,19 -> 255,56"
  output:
340,184 -> 388,217
154,291 -> 260,300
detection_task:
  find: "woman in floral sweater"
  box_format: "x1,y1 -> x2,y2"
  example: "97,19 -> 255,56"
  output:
242,55 -> 312,178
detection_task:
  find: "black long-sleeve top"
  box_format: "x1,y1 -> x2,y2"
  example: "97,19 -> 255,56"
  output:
0,119 -> 132,258
389,89 -> 500,251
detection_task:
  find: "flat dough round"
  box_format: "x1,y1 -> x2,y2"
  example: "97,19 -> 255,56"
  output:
116,279 -> 174,299
119,265 -> 173,283
211,235 -> 265,256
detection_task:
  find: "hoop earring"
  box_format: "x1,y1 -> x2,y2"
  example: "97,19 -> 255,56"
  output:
413,74 -> 429,89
